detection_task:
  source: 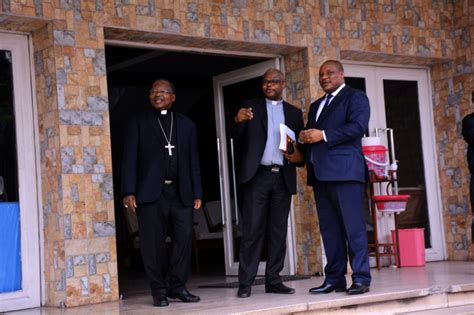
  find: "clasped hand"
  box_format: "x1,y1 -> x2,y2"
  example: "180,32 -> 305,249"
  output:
299,129 -> 324,144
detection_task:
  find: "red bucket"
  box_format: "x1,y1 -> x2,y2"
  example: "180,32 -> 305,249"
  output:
391,228 -> 425,266
362,145 -> 388,179
372,194 -> 410,213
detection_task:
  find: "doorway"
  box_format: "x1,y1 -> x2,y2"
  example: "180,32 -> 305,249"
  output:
0,33 -> 41,312
105,45 -> 296,295
344,63 -> 446,263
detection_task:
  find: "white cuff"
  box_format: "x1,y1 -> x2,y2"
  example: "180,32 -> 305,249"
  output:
322,130 -> 327,142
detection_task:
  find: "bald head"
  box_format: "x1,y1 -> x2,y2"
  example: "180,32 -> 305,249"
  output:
152,79 -> 175,93
321,60 -> 344,72
263,68 -> 285,81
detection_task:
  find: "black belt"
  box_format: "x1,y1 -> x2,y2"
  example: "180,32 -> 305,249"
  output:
259,164 -> 282,173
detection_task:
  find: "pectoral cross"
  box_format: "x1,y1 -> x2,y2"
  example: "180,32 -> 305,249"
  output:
165,143 -> 175,156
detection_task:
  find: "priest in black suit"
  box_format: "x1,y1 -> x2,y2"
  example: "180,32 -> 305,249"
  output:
121,79 -> 202,307
231,69 -> 304,298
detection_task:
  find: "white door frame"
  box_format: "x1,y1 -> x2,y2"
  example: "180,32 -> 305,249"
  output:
0,33 -> 41,312
212,59 -> 296,276
344,63 -> 446,263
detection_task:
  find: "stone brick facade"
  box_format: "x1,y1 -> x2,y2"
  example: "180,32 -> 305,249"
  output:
0,0 -> 473,307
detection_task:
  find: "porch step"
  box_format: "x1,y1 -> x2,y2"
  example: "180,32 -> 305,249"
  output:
398,304 -> 474,314
295,283 -> 474,315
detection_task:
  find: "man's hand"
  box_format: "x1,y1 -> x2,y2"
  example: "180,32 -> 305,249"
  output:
299,129 -> 324,144
194,199 -> 202,210
283,145 -> 304,163
234,107 -> 253,123
123,195 -> 138,213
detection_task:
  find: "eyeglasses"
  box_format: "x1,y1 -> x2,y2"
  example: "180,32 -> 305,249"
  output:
150,89 -> 174,95
262,80 -> 284,86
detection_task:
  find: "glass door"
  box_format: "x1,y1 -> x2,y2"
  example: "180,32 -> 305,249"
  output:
0,33 -> 41,312
213,59 -> 295,276
345,63 -> 445,263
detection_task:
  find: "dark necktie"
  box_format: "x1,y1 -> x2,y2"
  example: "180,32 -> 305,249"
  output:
316,93 -> 333,122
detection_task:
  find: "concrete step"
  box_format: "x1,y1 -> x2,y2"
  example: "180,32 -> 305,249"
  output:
398,304 -> 474,314
295,283 -> 474,315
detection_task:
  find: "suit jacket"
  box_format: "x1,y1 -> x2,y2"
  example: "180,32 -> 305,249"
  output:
230,98 -> 304,194
121,108 -> 202,206
462,112 -> 474,174
305,85 -> 370,185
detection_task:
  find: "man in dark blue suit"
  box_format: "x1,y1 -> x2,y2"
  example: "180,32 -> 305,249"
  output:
231,69 -> 304,298
299,60 -> 371,295
121,79 -> 202,307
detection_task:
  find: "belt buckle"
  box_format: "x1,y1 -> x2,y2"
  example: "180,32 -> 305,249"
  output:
271,165 -> 280,173
164,180 -> 173,185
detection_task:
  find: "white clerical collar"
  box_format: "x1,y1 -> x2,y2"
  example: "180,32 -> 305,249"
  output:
265,98 -> 283,106
160,110 -> 168,115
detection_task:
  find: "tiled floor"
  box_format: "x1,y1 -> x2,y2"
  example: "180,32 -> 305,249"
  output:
8,261 -> 474,314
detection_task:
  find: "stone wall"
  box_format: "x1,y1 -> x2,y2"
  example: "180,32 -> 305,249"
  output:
33,22 -> 67,306
437,0 -> 474,261
33,17 -> 119,307
0,0 -> 473,307
470,0 -> 474,261
0,10 -> 119,308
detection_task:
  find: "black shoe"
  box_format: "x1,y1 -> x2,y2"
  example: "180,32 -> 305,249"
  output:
153,295 -> 169,307
265,283 -> 295,294
237,285 -> 251,298
346,283 -> 370,295
309,282 -> 346,294
168,288 -> 200,302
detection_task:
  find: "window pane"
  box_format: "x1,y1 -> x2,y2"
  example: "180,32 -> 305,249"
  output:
345,77 -> 367,93
383,79 -> 431,248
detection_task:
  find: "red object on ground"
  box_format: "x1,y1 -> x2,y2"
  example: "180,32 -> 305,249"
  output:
391,228 -> 425,267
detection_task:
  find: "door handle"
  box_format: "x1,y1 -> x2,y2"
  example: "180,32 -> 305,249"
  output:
216,137 -> 226,226
230,138 -> 239,225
